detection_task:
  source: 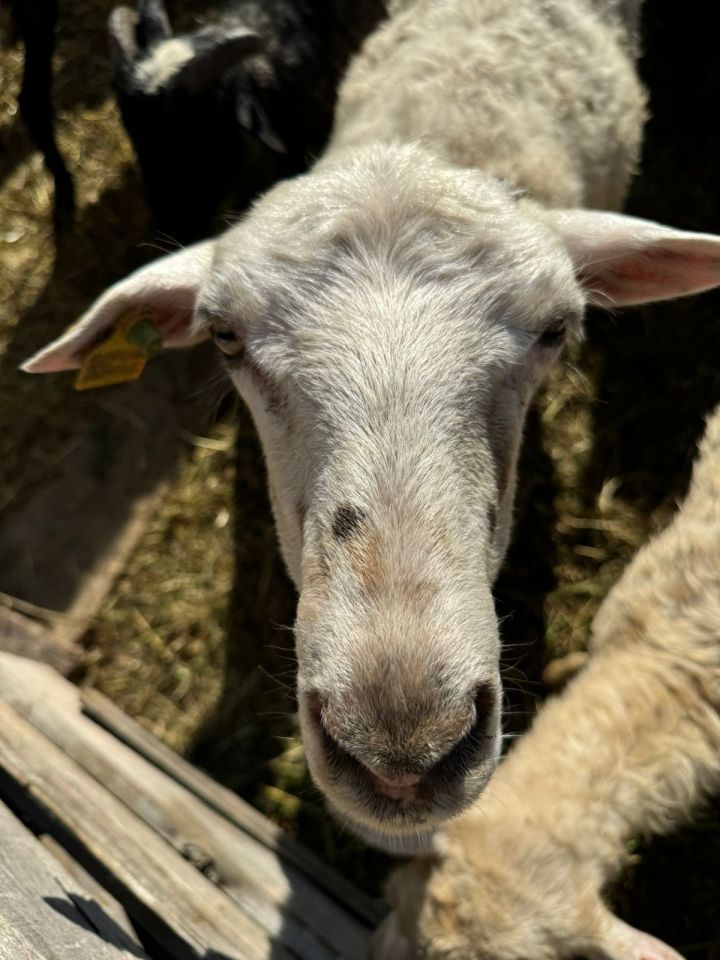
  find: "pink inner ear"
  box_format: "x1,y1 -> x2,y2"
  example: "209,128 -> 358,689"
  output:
22,303 -> 190,374
160,313 -> 193,337
22,239 -> 215,374
582,243 -> 720,306
603,916 -> 686,960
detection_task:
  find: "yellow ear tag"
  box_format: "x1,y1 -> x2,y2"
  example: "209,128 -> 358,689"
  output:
74,309 -> 163,391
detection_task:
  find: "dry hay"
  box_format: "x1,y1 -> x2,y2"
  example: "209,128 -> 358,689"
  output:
0,0 -> 719,941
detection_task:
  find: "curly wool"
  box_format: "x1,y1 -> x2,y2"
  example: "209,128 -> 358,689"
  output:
375,403 -> 720,960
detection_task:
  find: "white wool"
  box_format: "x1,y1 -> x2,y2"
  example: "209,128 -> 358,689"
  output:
133,38 -> 195,94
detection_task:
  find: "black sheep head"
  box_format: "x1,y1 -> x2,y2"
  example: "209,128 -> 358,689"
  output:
109,0 -> 286,242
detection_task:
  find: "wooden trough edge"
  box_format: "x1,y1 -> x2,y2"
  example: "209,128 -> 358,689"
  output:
80,685 -> 385,928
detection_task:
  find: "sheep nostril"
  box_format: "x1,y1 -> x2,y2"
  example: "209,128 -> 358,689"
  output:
306,692 -> 328,728
304,681 -> 500,804
473,680 -> 497,722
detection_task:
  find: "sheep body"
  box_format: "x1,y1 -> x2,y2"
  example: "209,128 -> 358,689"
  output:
374,404 -> 720,960
329,0 -> 646,209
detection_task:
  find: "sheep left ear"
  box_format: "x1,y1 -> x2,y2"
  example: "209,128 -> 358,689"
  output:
585,915 -> 685,960
546,209 -> 720,306
21,240 -> 215,373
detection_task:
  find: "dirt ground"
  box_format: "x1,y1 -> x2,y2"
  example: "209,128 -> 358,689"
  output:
1,0 -> 719,951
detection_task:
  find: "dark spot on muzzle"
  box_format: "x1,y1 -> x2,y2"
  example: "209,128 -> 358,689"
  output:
332,504 -> 366,541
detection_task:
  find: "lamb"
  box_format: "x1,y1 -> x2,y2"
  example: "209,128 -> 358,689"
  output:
108,0 -> 387,241
373,401 -> 720,960
22,0 -> 720,848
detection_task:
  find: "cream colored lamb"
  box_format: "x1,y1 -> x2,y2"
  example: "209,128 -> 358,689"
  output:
374,403 -> 720,959
24,0 -> 720,847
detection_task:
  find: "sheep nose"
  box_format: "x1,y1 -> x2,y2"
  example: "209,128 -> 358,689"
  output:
307,679 -> 498,789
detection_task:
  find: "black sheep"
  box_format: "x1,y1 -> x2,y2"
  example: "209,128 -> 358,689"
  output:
109,0 -> 387,243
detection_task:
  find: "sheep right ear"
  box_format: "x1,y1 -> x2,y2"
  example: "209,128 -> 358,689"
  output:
108,6 -> 140,62
546,209 -> 720,306
22,240 -> 216,373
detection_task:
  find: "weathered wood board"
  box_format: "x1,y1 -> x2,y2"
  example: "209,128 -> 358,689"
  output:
0,605 -> 80,675
0,798 -> 148,959
81,686 -> 383,928
0,700 -> 290,960
39,834 -> 139,944
0,652 -> 376,960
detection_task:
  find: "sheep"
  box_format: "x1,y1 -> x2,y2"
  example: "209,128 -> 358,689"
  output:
6,0 -> 74,228
22,0 -> 720,848
373,401 -> 720,960
108,0 -> 387,241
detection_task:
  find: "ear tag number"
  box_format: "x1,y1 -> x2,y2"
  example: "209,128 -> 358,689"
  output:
74,309 -> 163,391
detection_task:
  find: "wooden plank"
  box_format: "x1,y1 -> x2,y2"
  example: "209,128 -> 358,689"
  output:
0,798 -> 147,959
81,687 -> 385,927
0,606 -> 80,675
39,834 -> 138,944
0,699 -> 290,960
0,653 -> 372,959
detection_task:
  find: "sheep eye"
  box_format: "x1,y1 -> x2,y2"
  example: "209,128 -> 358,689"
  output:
537,323 -> 566,349
210,321 -> 242,356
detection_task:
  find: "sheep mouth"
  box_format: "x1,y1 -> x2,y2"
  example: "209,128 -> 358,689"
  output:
301,692 -> 499,841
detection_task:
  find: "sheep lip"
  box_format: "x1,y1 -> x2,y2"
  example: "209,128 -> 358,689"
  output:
366,769 -> 420,804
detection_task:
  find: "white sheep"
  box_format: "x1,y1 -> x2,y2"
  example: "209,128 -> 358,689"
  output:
23,0 -> 720,848
374,402 -> 720,960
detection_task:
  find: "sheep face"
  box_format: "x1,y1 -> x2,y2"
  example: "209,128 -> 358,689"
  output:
371,845 -> 587,960
373,839 -> 685,960
197,145 -> 584,844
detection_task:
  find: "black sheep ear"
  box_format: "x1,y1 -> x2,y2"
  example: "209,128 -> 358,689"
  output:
137,0 -> 172,48
236,93 -> 287,154
108,6 -> 140,65
177,28 -> 264,93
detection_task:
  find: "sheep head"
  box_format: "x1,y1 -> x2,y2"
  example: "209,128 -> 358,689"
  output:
23,143 -> 720,845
